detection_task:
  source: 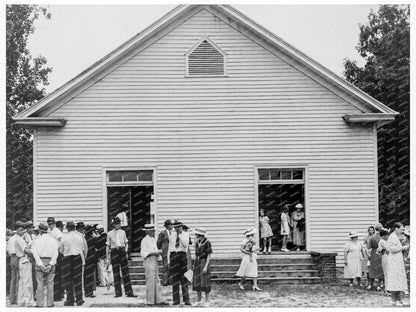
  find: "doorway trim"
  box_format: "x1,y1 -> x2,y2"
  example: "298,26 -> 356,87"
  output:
101,165 -> 158,232
254,164 -> 310,251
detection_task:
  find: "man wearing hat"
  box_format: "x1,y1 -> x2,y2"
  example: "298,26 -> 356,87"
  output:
7,227 -> 19,305
168,220 -> 191,306
15,220 -> 36,306
32,223 -> 59,307
368,223 -> 384,290
106,217 -> 136,298
157,219 -> 172,286
141,224 -> 165,305
60,221 -> 87,306
47,217 -> 64,301
23,220 -> 37,296
95,224 -> 108,287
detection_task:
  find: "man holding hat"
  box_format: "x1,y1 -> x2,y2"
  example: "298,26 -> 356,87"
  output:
15,220 -> 36,307
157,219 -> 172,286
60,221 -> 87,306
47,217 -> 64,301
168,220 -> 191,306
141,224 -> 165,305
106,217 -> 136,298
32,223 -> 59,307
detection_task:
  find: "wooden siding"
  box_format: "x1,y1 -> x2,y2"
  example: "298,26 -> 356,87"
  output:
35,10 -> 377,265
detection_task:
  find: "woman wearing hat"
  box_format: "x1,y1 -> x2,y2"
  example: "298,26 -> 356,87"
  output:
291,203 -> 305,251
344,231 -> 365,287
236,228 -> 261,291
141,224 -> 165,306
192,227 -> 212,307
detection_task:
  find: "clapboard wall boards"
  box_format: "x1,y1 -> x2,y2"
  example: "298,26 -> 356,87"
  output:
33,8 -> 379,265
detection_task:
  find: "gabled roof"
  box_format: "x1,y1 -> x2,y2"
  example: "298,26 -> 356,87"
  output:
14,4 -> 398,126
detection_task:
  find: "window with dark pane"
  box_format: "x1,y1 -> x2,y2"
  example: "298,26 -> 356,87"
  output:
293,169 -> 304,180
109,171 -> 122,182
281,169 -> 292,180
123,171 -> 137,182
270,169 -> 281,180
138,170 -> 153,182
188,40 -> 224,76
258,169 -> 270,180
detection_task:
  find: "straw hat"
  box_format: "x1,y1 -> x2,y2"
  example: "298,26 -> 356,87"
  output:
194,227 -> 207,236
348,231 -> 359,238
244,227 -> 257,236
295,203 -> 304,209
144,224 -> 155,231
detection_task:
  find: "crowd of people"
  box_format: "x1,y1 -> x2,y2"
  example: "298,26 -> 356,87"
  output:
343,222 -> 410,307
5,213 -> 410,308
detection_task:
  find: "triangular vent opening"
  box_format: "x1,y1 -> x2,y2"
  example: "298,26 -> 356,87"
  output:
188,40 -> 224,76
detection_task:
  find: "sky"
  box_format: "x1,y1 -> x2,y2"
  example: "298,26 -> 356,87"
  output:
25,3 -> 381,94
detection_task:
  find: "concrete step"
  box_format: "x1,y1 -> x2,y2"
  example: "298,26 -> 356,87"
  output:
210,263 -> 317,271
210,270 -> 319,278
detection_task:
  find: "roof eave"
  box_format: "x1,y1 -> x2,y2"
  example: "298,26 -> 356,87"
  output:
343,113 -> 398,128
13,117 -> 67,127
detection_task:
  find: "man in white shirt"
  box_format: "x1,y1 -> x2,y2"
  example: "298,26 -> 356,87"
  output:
106,217 -> 136,298
32,223 -> 58,307
141,224 -> 165,305
60,221 -> 87,306
116,206 -> 131,258
7,229 -> 19,305
168,220 -> 190,306
47,217 -> 64,301
15,220 -> 36,307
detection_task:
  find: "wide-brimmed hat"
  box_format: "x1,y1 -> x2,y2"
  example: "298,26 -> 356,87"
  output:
348,231 -> 359,238
47,217 -> 56,224
295,203 -> 304,209
194,227 -> 207,236
38,223 -> 48,232
172,220 -> 183,227
76,222 -> 86,229
144,224 -> 155,231
16,220 -> 26,228
244,227 -> 257,236
404,226 -> 410,236
182,224 -> 190,230
24,221 -> 34,228
96,224 -> 104,230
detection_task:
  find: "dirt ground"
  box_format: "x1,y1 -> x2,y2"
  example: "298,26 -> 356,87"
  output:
7,281 -> 410,308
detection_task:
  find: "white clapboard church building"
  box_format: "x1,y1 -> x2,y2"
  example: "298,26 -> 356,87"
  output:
15,5 -> 397,269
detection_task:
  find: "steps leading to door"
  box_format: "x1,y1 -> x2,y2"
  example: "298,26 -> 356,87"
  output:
128,252 -> 322,285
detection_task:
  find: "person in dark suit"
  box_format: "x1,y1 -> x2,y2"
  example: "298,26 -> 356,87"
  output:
84,225 -> 97,298
157,220 -> 172,286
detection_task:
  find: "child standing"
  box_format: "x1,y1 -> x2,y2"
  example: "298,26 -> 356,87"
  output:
259,209 -> 273,254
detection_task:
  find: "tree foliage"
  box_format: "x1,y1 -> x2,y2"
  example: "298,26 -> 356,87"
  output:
6,5 -> 52,228
344,5 -> 410,228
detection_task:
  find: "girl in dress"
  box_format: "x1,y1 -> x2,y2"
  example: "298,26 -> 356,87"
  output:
280,205 -> 292,252
384,222 -> 409,307
192,227 -> 212,307
236,228 -> 261,291
363,225 -> 375,288
344,231 -> 365,287
259,209 -> 273,254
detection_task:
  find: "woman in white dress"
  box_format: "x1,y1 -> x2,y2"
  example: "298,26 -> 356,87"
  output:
344,231 -> 365,287
259,209 -> 273,254
236,228 -> 261,291
384,222 -> 409,307
280,205 -> 292,252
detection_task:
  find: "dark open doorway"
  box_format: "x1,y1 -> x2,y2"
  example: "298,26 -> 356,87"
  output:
258,184 -> 304,251
107,186 -> 153,252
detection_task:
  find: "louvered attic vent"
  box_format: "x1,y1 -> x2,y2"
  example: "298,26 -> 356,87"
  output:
186,37 -> 226,77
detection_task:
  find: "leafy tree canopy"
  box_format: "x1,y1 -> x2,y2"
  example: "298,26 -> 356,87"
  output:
344,5 -> 410,227
6,5 -> 52,228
